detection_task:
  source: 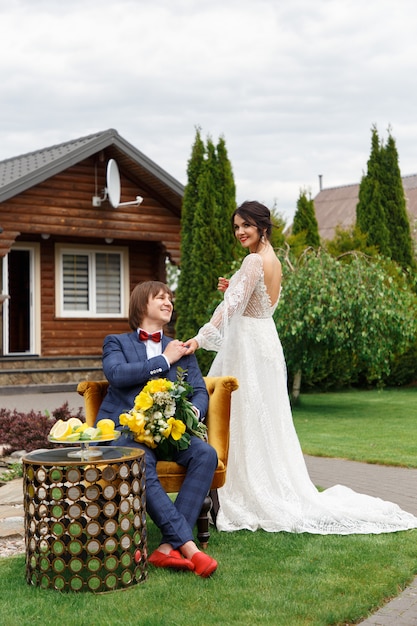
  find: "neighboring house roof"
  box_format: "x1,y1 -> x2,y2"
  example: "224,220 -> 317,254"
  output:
0,128 -> 184,211
314,174 -> 417,240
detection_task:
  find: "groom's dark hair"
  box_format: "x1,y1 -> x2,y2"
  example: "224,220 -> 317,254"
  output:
129,281 -> 173,330
232,201 -> 272,239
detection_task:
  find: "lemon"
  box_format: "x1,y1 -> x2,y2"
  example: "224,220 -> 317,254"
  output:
67,417 -> 83,431
96,419 -> 115,435
75,423 -> 90,433
49,419 -> 64,437
66,432 -> 81,442
50,420 -> 72,440
80,427 -> 101,441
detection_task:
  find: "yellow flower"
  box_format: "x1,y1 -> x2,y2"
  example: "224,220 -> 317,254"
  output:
145,378 -> 173,394
118,372 -> 197,454
135,430 -> 157,448
134,390 -> 153,411
120,410 -> 146,434
130,411 -> 147,435
119,412 -> 132,427
163,417 -> 186,441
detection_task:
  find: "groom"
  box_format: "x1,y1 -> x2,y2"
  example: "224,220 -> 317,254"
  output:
96,281 -> 218,578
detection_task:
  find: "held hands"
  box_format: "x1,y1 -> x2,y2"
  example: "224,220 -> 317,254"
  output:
182,338 -> 199,355
218,277 -> 229,292
163,338 -> 199,361
177,277 -> 227,358
163,339 -> 189,364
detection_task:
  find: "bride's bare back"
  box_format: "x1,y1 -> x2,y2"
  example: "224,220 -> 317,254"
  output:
259,246 -> 282,306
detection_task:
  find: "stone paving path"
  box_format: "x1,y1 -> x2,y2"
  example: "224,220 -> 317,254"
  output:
0,390 -> 83,557
0,475 -> 25,557
304,456 -> 417,625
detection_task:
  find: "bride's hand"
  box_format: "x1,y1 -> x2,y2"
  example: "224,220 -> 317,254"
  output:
183,338 -> 199,354
218,277 -> 229,292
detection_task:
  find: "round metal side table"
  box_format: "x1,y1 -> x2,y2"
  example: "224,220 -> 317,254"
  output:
23,446 -> 147,593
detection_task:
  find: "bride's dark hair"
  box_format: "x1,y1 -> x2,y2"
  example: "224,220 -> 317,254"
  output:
232,201 -> 272,239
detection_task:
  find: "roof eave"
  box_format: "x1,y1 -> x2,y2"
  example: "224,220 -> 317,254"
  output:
0,128 -> 184,203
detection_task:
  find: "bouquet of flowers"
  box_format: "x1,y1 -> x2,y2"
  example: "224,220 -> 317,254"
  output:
119,368 -> 207,460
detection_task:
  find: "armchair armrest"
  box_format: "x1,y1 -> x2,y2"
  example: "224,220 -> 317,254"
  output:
77,380 -> 109,427
203,376 -> 239,465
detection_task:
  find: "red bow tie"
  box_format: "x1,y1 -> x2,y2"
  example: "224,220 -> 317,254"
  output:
139,330 -> 162,343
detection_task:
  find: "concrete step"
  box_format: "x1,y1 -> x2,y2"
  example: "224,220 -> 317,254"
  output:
0,356 -> 102,371
0,356 -> 103,391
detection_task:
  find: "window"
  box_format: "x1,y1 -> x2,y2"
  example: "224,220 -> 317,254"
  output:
56,246 -> 128,317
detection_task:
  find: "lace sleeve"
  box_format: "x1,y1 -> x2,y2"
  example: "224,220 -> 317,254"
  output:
195,254 -> 263,351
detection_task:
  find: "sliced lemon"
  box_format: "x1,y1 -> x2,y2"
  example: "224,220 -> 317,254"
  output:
50,420 -> 72,440
67,417 -> 84,431
49,419 -> 64,437
66,432 -> 81,442
80,427 -> 101,440
75,423 -> 90,433
96,419 -> 115,435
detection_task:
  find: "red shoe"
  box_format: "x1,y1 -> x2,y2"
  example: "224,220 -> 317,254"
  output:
148,548 -> 195,571
191,551 -> 218,578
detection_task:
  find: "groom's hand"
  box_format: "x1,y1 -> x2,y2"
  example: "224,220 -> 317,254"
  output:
163,340 -> 188,364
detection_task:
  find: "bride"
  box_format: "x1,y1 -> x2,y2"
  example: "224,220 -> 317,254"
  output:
184,200 -> 417,534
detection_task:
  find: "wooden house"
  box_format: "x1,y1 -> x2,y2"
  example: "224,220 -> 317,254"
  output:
313,174 -> 417,242
0,129 -> 184,390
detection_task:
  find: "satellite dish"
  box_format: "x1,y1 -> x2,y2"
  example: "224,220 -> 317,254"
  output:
92,158 -> 144,208
106,159 -> 121,208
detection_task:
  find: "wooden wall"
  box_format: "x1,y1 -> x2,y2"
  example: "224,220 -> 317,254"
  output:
39,238 -> 165,356
0,155 -> 181,264
0,151 -> 182,358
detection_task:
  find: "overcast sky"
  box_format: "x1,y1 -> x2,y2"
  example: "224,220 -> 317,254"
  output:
1,0 -> 416,223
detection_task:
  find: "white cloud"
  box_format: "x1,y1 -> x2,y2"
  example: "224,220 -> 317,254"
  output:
1,0 -> 417,222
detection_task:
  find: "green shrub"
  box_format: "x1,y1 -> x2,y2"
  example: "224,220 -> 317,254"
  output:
383,341 -> 417,387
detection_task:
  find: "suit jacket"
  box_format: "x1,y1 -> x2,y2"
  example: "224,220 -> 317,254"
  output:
96,331 -> 209,427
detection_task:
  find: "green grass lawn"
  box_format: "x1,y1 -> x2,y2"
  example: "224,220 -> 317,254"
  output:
2,522 -> 416,626
293,387 -> 417,467
1,388 -> 417,626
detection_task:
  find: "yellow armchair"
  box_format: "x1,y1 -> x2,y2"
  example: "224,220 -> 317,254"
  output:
77,376 -> 238,547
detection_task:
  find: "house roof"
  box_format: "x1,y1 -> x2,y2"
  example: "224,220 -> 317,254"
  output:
313,174 -> 417,240
0,128 -> 184,212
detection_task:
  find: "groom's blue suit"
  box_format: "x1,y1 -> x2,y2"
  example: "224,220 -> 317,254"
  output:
96,331 -> 218,548
97,332 -> 209,425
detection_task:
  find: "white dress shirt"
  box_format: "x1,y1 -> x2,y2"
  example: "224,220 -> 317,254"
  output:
138,328 -> 200,420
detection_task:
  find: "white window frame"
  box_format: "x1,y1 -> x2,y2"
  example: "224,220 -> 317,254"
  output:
55,244 -> 129,318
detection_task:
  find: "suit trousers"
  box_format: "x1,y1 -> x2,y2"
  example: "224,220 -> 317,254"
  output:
111,434 -> 218,548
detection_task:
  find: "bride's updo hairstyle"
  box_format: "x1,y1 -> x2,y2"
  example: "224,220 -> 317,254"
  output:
232,201 -> 273,240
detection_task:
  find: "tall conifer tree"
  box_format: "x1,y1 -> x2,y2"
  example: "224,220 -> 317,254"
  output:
292,189 -> 320,248
189,137 -> 221,325
175,130 -> 236,373
382,131 -> 414,268
213,136 -> 240,270
356,126 -> 391,256
174,129 -> 206,331
357,126 -> 415,268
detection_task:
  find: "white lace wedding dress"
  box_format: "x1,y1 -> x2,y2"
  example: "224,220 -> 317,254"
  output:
195,253 -> 417,534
